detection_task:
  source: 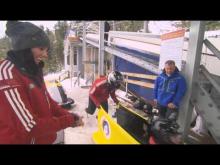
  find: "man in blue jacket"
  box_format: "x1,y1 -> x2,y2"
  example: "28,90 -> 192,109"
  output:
153,60 -> 187,121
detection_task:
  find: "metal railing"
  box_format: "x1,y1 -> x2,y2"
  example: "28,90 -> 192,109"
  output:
204,39 -> 220,60
121,72 -> 156,97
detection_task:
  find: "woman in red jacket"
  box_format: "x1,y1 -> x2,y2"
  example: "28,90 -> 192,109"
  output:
0,21 -> 83,144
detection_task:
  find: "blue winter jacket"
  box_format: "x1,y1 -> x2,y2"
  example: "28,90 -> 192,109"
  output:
153,68 -> 187,108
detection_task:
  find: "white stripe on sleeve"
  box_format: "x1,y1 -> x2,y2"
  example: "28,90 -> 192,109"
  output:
14,88 -> 36,125
4,90 -> 31,132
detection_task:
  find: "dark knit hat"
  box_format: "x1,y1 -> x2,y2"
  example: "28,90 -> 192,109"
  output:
5,21 -> 50,51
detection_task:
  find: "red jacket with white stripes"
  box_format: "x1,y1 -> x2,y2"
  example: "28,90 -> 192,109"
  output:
89,76 -> 119,107
0,60 -> 75,144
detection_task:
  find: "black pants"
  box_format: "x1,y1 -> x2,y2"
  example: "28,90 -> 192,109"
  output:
157,104 -> 178,121
86,97 -> 108,115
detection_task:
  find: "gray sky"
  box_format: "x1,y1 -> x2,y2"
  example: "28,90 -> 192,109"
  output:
0,21 -> 57,38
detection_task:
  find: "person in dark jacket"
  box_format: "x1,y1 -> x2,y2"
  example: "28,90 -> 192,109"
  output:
153,60 -> 187,121
0,21 -> 83,144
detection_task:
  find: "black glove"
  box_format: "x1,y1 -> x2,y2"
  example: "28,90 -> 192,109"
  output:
167,111 -> 178,121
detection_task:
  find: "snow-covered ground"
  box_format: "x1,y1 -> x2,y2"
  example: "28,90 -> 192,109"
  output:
44,71 -> 64,81
63,83 -> 96,144
44,74 -> 117,144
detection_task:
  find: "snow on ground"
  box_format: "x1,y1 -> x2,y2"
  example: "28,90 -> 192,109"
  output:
63,83 -> 97,144
61,77 -> 88,92
44,71 -> 64,81
46,75 -> 116,144
63,80 -> 117,144
44,73 -> 121,144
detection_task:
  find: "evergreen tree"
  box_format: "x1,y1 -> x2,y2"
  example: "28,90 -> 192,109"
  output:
0,36 -> 11,60
114,21 -> 144,32
43,27 -> 59,74
54,21 -> 69,70
42,21 -> 70,74
174,21 -> 220,31
205,21 -> 220,31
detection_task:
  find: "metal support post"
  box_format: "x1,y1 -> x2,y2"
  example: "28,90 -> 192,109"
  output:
177,21 -> 206,142
98,21 -> 105,76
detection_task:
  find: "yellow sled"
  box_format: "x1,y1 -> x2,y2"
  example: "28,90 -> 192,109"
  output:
92,105 -> 139,144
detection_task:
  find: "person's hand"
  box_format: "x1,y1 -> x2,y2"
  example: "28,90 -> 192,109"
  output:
97,105 -> 101,109
71,113 -> 84,127
153,99 -> 157,106
115,102 -> 120,109
167,103 -> 176,109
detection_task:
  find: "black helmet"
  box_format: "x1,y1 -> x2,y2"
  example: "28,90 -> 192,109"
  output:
107,71 -> 124,88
